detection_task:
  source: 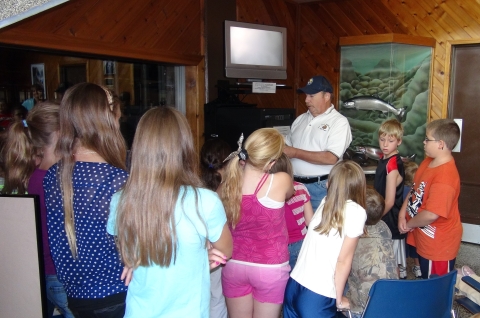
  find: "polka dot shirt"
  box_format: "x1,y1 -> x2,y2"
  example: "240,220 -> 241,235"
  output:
44,161 -> 128,299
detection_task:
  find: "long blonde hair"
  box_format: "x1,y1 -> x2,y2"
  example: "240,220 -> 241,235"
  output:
2,102 -> 59,194
221,128 -> 285,227
314,160 -> 366,236
116,107 -> 205,268
57,83 -> 126,257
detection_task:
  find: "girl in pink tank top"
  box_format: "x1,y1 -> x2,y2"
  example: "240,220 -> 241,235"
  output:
220,129 -> 294,318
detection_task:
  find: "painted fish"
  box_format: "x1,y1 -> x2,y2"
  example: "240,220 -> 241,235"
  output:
354,145 -> 416,162
343,96 -> 406,120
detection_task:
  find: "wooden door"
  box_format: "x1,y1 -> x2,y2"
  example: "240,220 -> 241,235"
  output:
448,45 -> 480,225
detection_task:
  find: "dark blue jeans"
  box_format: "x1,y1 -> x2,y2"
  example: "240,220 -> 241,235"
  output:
288,239 -> 304,271
45,275 -> 74,318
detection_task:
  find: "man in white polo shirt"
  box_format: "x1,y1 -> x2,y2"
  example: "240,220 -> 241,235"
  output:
284,75 -> 352,211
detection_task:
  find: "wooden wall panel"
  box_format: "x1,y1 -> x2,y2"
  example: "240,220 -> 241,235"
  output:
289,0 -> 480,121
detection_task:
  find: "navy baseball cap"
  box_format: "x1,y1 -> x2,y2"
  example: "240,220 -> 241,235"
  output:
297,76 -> 333,94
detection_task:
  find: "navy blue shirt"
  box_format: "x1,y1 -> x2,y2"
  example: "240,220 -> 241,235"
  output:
44,162 -> 128,298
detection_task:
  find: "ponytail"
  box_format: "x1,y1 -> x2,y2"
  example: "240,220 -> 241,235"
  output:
1,102 -> 60,194
220,156 -> 244,227
2,121 -> 35,194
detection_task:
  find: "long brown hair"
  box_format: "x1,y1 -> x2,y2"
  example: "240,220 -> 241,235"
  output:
221,128 -> 285,227
57,83 -> 126,257
2,102 -> 59,194
314,160 -> 366,236
116,107 -> 205,268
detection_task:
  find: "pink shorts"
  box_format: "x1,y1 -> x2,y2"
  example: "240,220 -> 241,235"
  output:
221,261 -> 290,304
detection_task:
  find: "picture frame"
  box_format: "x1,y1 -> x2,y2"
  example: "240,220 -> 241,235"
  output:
103,61 -> 116,75
30,63 -> 46,99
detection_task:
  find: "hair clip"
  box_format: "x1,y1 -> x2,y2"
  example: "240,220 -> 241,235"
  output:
208,163 -> 214,169
238,148 -> 248,161
22,119 -> 28,128
223,133 -> 245,162
100,86 -> 114,111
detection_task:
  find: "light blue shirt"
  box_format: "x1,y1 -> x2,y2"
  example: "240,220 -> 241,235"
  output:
108,187 -> 227,318
22,98 -> 35,111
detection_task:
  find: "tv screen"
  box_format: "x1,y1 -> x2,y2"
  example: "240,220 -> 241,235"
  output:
225,20 -> 287,80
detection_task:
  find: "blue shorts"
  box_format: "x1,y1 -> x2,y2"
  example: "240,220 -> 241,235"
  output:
283,277 -> 337,318
418,255 -> 456,280
406,243 -> 419,259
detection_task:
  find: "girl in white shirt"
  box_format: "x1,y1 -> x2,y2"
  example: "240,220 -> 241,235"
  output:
283,160 -> 367,318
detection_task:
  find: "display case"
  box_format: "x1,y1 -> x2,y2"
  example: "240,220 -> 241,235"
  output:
338,34 -> 435,165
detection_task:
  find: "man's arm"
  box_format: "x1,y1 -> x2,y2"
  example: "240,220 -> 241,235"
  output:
283,145 -> 339,165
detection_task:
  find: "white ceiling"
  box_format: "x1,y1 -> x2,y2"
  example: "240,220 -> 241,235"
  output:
0,0 -> 69,29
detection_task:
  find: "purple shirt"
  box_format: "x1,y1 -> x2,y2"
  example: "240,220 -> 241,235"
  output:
28,168 -> 56,275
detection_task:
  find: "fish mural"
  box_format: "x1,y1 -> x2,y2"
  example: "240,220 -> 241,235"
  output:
343,96 -> 406,120
339,43 -> 433,165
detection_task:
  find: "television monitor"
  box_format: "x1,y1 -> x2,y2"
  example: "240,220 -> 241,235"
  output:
224,20 -> 287,80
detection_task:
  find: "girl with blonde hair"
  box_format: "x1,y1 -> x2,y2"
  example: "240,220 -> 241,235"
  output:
44,83 -> 128,317
283,160 -> 367,318
2,102 -> 74,318
107,107 -> 232,318
220,128 -> 294,318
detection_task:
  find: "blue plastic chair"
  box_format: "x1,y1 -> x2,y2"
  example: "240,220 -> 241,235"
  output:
360,269 -> 457,318
455,275 -> 480,314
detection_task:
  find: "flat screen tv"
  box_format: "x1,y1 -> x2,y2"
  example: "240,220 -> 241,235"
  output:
225,20 -> 287,80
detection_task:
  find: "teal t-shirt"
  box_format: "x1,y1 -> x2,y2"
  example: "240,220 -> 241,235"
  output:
108,186 -> 227,318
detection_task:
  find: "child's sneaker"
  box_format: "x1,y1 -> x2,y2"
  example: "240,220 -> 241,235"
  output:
412,265 -> 422,278
399,265 -> 407,279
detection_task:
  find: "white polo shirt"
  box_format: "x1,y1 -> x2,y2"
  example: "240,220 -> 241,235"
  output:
285,105 -> 352,177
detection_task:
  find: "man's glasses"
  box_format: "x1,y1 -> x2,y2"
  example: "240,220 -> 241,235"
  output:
424,137 -> 440,142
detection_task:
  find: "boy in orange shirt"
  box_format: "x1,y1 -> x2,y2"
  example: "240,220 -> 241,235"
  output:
399,119 -> 462,279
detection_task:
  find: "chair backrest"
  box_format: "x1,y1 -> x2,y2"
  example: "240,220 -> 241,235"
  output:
361,269 -> 457,318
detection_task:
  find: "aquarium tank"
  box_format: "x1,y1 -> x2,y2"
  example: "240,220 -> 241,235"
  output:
339,43 -> 432,165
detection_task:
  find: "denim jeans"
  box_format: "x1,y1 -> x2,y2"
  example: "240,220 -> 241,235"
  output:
288,239 -> 304,271
303,179 -> 328,212
45,275 -> 74,318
